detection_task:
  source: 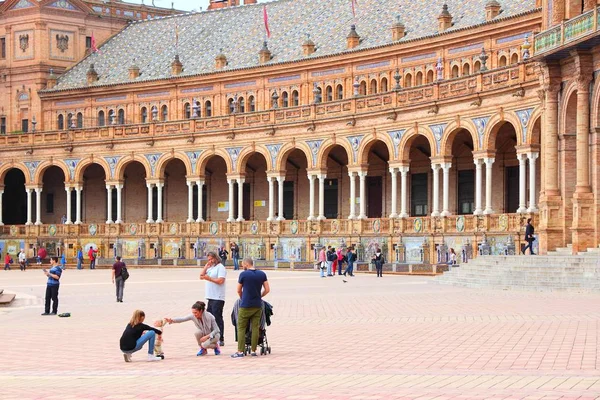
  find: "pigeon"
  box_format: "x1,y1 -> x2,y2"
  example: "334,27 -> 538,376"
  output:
343,280 -> 347,283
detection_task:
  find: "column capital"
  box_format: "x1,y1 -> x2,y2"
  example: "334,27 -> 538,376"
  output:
473,158 -> 484,166
228,172 -> 247,180
347,170 -> 357,177
357,170 -> 368,178
516,153 -> 528,162
105,184 -> 114,190
25,184 -> 42,191
431,163 -> 441,171
440,162 -> 452,171
526,152 -> 539,161
195,179 -> 205,186
483,157 -> 495,165
398,165 -> 410,174
388,166 -> 398,174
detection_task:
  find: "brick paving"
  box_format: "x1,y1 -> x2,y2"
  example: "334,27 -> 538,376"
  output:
1,268 -> 600,400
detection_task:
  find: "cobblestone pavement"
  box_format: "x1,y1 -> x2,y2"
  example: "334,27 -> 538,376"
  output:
1,268 -> 600,400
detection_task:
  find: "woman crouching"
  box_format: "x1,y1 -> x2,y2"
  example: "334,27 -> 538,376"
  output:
165,301 -> 221,356
120,309 -> 163,362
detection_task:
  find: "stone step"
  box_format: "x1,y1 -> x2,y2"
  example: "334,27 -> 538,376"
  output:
0,293 -> 16,305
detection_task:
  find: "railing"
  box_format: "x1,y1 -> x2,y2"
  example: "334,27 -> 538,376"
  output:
534,7 -> 598,55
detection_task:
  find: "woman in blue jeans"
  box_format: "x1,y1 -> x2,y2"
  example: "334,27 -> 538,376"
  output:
119,310 -> 163,362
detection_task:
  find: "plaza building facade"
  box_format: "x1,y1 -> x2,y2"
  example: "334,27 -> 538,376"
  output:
0,0 -> 598,265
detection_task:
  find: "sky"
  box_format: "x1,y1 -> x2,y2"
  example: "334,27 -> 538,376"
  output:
125,0 -> 270,13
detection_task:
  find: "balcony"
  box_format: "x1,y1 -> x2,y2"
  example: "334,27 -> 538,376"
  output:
534,7 -> 599,55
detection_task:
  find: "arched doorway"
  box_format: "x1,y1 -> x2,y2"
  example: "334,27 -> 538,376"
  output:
365,140 -> 390,218
2,168 -> 27,224
242,153 -> 268,220
407,136 -> 432,216
81,164 -> 107,223
449,129 -> 475,215
41,166 -> 67,224
203,156 -> 228,221
122,162 -> 147,222
490,122 -> 518,213
163,159 -> 187,222
281,149 -> 309,219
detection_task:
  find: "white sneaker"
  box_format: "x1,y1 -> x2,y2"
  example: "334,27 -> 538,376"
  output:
147,354 -> 161,362
123,353 -> 132,362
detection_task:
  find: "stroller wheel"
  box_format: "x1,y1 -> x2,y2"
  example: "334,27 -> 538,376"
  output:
268,347 -> 271,354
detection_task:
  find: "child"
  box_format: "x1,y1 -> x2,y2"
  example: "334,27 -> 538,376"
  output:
153,319 -> 166,359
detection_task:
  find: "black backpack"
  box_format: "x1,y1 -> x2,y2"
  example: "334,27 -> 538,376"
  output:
120,265 -> 130,281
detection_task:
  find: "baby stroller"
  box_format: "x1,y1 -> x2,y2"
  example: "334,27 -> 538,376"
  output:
231,299 -> 273,355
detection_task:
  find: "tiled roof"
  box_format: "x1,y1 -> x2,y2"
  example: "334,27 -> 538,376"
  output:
49,0 -> 537,91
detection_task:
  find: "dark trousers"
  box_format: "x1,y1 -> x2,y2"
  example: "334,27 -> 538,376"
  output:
115,276 -> 124,301
45,284 -> 59,314
90,259 -> 95,269
344,262 -> 354,276
207,299 -> 225,343
337,260 -> 343,275
376,262 -> 383,277
523,240 -> 535,255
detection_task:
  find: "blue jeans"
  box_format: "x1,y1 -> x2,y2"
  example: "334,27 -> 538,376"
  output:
319,261 -> 326,277
326,261 -> 333,276
233,257 -> 239,270
344,262 -> 354,276
127,330 -> 156,355
77,259 -> 82,270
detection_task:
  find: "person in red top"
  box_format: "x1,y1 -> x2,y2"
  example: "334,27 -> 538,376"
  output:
88,247 -> 97,270
4,252 -> 11,270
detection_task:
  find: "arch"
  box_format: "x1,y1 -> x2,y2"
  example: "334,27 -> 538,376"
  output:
236,146 -> 272,173
281,91 -> 288,108
274,142 -> 312,171
415,71 -> 423,86
33,159 -> 71,185
451,65 -> 459,78
525,107 -> 543,145
0,163 -> 31,185
228,98 -> 235,114
205,100 -> 213,116
325,86 -> 333,102
155,152 -> 192,179
160,105 -> 168,121
440,121 -> 480,156
357,135 -> 396,165
498,55 -> 507,67
73,157 -> 111,183
291,91 -> 299,106
426,70 -> 434,83
462,63 -> 470,76
117,109 -> 125,125
405,73 -> 412,88
248,96 -> 255,112
560,80 -> 578,134
398,127 -> 437,161
510,53 -> 519,65
196,149 -> 232,176
140,107 -> 147,123
359,80 -> 367,95
474,61 -> 481,73
370,79 -> 378,94
98,110 -> 105,126
315,139 -> 353,169
112,155 -> 151,181
58,114 -> 64,130
482,112 -> 525,150
380,77 -> 388,92
184,102 -> 191,118
239,97 -> 246,113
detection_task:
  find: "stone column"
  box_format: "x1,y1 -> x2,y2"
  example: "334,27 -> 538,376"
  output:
106,185 -> 113,224
348,171 -> 356,219
431,163 -> 440,217
307,174 -> 316,220
483,157 -> 495,215
358,171 -> 367,219
399,166 -> 409,218
0,189 -> 3,225
115,183 -> 123,223
440,162 -> 451,217
65,187 -> 72,224
517,153 -> 527,213
389,167 -> 398,218
527,152 -> 539,213
34,187 -> 42,225
227,178 -> 235,222
156,182 -> 164,223
196,179 -> 204,222
25,188 -> 33,225
186,181 -> 194,222
317,174 -> 326,220
576,77 -> 592,194
267,177 -> 275,221
544,86 -> 560,196
237,178 -> 245,222
276,176 -> 284,221
146,183 -> 154,223
474,158 -> 483,215
75,186 -> 82,224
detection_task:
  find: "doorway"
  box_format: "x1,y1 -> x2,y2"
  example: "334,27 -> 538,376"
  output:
366,176 -> 382,218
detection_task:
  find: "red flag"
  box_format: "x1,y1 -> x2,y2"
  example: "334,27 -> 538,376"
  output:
263,5 -> 270,38
351,0 -> 357,18
91,32 -> 99,53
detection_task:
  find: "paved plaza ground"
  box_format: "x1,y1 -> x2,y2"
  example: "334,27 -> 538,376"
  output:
1,267 -> 600,400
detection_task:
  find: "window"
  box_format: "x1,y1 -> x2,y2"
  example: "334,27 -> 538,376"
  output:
291,91 -> 299,106
426,70 -> 434,83
336,84 -> 343,100
85,36 -> 92,50
370,79 -> 377,94
451,65 -> 459,78
281,91 -> 288,107
325,86 -> 332,102
140,107 -> 147,123
117,109 -> 125,124
239,97 -> 245,113
160,105 -> 168,121
184,102 -> 191,119
380,78 -> 388,92
205,100 -> 212,117
415,72 -> 423,86
458,170 -> 475,214
58,114 -> 64,130
462,63 -> 470,76
411,173 -> 428,216
498,55 -> 507,67
405,74 -> 412,88
474,61 -> 481,73
67,113 -> 73,128
510,53 -> 519,64
0,38 -> 5,59
97,111 -> 105,126
359,81 -> 366,95
76,112 -> 83,128
46,193 -> 54,214
0,117 -> 5,134
248,96 -> 255,112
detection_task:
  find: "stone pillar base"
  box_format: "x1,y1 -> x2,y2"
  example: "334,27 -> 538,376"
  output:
538,194 -> 563,254
571,192 -> 595,253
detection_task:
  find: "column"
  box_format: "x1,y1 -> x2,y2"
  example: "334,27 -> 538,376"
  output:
75,186 -> 82,224
186,181 -> 194,222
65,187 -> 72,224
267,177 -> 275,221
237,178 -> 245,222
276,176 -> 284,221
106,185 -> 113,224
527,152 -> 539,213
146,183 -> 154,223
115,184 -> 123,223
544,86 -> 560,196
431,163 -> 440,217
227,178 -> 235,222
25,188 -> 32,225
517,153 -> 527,213
348,171 -> 356,219
156,182 -> 164,223
576,77 -> 591,193
317,174 -> 325,220
358,171 -> 367,219
307,174 -> 316,220
440,162 -> 451,217
474,158 -> 483,215
34,187 -> 42,225
483,157 -> 495,214
399,166 -> 409,218
0,189 -> 3,225
389,167 -> 398,218
196,180 -> 204,222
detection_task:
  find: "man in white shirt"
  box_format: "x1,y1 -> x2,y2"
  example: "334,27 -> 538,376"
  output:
200,251 -> 227,346
18,248 -> 27,271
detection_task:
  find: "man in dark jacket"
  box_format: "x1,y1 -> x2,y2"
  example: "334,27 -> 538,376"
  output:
523,218 -> 535,255
343,247 -> 356,277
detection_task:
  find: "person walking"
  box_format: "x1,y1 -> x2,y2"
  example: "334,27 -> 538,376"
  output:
119,310 -> 163,362
4,252 -> 11,270
326,246 -> 335,277
76,248 -> 83,270
231,258 -> 270,358
112,256 -> 126,303
523,218 -> 536,255
60,251 -> 66,270
88,246 -> 97,269
41,256 -> 62,315
343,247 -> 356,277
336,247 -> 345,275
318,246 -> 327,278
166,301 -> 221,356
372,248 -> 384,277
18,248 -> 26,271
200,251 -> 226,346
231,242 -> 240,271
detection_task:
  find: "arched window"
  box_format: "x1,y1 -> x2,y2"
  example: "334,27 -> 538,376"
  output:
370,79 -> 378,94
498,55 -> 507,67
359,81 -> 367,95
140,107 -> 147,123
281,91 -> 289,107
325,86 -> 333,102
117,109 -> 125,125
510,53 -> 519,64
462,63 -> 470,76
194,101 -> 201,118
336,84 -> 343,100
97,111 -> 105,127
205,100 -> 212,117
228,98 -> 235,114
248,96 -> 255,112
474,61 -> 481,73
451,65 -> 459,78
57,114 -> 64,130
184,102 -> 191,119
77,112 -> 83,128
380,78 -> 388,92
426,70 -> 434,83
415,72 -> 423,86
160,105 -> 168,121
238,97 -> 244,113
291,91 -> 299,106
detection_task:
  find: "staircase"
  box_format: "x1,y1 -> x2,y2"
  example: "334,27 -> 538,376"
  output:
435,248 -> 600,292
0,289 -> 16,305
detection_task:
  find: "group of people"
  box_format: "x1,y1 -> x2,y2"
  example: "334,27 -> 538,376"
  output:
318,246 -> 357,277
118,251 -> 270,361
217,242 -> 241,270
